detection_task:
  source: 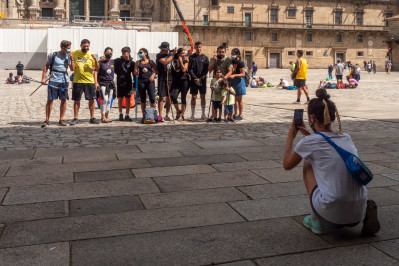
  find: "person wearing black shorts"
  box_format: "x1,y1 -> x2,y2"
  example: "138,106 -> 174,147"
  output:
134,48 -> 157,121
70,39 -> 100,125
156,42 -> 176,121
114,47 -> 135,122
171,48 -> 190,121
16,61 -> 24,84
189,42 -> 209,121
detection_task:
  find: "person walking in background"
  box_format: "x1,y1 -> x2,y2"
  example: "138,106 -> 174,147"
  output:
94,47 -> 116,123
114,47 -> 135,122
292,50 -> 310,104
252,61 -> 257,78
188,42 -> 209,121
373,61 -> 377,74
328,65 -> 333,80
387,61 -> 392,74
70,39 -> 100,125
16,61 -> 24,84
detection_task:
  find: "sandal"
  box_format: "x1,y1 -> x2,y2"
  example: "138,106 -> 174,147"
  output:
41,120 -> 49,128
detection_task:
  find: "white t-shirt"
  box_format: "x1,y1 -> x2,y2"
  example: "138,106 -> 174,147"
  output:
251,79 -> 257,87
294,132 -> 367,224
281,80 -> 289,87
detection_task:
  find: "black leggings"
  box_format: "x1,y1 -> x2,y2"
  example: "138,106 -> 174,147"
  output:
171,79 -> 189,105
138,80 -> 156,104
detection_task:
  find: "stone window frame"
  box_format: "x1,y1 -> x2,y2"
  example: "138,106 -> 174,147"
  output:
306,33 -> 313,43
287,50 -> 295,56
357,51 -> 364,57
227,6 -> 235,14
271,32 -> 278,42
203,14 -> 209,26
305,51 -> 313,56
357,34 -> 363,43
356,11 -> 364,26
245,32 -> 253,41
336,33 -> 343,43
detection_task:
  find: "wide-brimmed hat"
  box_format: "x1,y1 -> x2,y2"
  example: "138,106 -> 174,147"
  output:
159,42 -> 170,51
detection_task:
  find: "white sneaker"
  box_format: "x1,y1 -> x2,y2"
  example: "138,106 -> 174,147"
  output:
189,116 -> 196,121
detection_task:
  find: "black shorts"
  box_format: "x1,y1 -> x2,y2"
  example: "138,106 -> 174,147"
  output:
17,71 -> 23,76
138,80 -> 156,104
158,79 -> 173,97
294,79 -> 306,88
72,83 -> 96,101
117,84 -> 133,98
190,81 -> 207,95
213,101 -> 222,110
336,75 -> 343,80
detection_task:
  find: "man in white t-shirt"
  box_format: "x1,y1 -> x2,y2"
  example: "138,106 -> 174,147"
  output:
276,78 -> 289,89
283,88 -> 380,235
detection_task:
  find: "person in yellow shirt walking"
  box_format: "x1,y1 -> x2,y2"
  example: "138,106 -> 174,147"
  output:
291,50 -> 310,104
70,39 -> 100,125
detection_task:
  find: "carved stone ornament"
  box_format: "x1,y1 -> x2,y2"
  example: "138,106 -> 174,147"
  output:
143,0 -> 154,10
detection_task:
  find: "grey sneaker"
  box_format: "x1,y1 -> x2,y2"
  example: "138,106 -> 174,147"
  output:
70,118 -> 78,126
90,118 -> 100,124
164,116 -> 171,121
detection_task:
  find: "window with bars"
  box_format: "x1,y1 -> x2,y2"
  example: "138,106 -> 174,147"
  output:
336,34 -> 342,43
335,11 -> 342,25
288,8 -> 296,17
227,6 -> 234,14
271,8 -> 278,23
306,33 -> 313,42
358,35 -> 363,43
306,10 -> 313,28
356,12 -> 363,25
271,32 -> 278,42
211,0 -> 219,6
203,15 -> 209,26
245,32 -> 252,41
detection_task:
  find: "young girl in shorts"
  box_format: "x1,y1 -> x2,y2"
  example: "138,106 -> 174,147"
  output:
220,79 -> 236,123
208,68 -> 223,122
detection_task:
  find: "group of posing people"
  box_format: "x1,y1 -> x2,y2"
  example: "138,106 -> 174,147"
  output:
5,61 -> 25,84
40,39 -> 248,127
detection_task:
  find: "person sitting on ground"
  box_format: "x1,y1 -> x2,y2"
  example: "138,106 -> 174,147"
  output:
208,68 -> 224,122
6,73 -> 15,84
276,78 -> 289,89
283,88 -> 380,235
251,78 -> 258,88
346,76 -> 359,88
257,77 -> 266,86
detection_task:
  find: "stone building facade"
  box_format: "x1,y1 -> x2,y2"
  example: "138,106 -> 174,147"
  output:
169,0 -> 398,70
0,0 -> 398,69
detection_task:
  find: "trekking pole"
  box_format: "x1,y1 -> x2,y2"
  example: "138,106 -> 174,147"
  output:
135,71 -> 139,123
29,77 -> 50,97
166,67 -> 175,123
207,88 -> 213,121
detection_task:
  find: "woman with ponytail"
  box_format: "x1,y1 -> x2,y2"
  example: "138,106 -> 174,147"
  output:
283,88 -> 380,236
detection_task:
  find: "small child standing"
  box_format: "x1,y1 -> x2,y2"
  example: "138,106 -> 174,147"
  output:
209,68 -> 223,122
220,79 -> 236,122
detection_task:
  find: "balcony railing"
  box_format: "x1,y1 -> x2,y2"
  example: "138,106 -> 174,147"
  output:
173,19 -> 388,32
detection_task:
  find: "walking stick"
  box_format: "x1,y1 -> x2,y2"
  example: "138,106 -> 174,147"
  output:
166,68 -> 175,123
207,88 -> 213,121
135,74 -> 139,123
29,77 -> 50,97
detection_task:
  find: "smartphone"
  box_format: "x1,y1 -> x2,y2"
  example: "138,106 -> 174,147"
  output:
294,109 -> 304,129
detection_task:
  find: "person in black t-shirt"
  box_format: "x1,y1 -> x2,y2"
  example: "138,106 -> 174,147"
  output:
16,61 -> 24,84
171,48 -> 190,121
114,47 -> 135,122
156,42 -> 176,121
188,42 -> 209,121
134,48 -> 157,120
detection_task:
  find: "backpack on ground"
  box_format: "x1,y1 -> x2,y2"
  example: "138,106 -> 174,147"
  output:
144,107 -> 158,124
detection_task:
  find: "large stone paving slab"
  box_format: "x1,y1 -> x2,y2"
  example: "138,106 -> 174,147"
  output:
372,239 -> 399,260
251,166 -> 303,183
212,160 -> 281,172
63,153 -> 118,164
366,174 -> 399,188
0,173 -> 73,187
229,195 -> 310,221
147,154 -> 246,167
34,145 -> 140,158
0,201 -> 67,223
6,159 -> 151,177
116,150 -> 182,160
179,145 -> 271,157
140,187 -> 248,209
137,142 -> 201,152
0,203 -> 244,248
193,140 -> 262,149
0,150 -> 35,161
0,242 -> 70,266
70,195 -> 145,216
71,219 -> 331,266
131,164 -> 216,178
3,178 -> 159,205
237,181 -> 307,199
154,171 -> 269,192
256,245 -> 399,265
74,169 -> 133,182
367,187 -> 399,206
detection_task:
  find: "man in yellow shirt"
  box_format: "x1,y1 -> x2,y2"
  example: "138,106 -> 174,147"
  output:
70,39 -> 100,125
292,50 -> 310,104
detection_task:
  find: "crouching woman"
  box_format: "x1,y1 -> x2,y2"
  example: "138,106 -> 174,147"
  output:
283,88 -> 380,235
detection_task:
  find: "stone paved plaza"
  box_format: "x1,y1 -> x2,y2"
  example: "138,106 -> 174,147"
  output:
0,69 -> 399,265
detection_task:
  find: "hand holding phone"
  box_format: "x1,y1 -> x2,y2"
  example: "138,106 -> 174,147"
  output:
294,109 -> 304,129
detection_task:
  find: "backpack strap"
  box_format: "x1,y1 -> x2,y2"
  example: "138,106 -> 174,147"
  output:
49,51 -> 58,75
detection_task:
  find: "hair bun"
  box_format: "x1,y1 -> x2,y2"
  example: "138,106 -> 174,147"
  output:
316,88 -> 330,101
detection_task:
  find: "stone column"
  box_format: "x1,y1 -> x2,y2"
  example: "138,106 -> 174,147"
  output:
55,0 -> 66,20
28,0 -> 40,19
133,0 -> 142,17
104,0 -> 109,19
84,0 -> 90,21
109,0 -> 119,20
66,0 -> 70,21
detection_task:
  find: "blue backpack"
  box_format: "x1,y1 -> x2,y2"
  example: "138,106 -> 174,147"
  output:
317,132 -> 373,186
144,107 -> 158,124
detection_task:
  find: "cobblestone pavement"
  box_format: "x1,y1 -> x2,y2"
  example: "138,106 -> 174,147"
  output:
0,69 -> 399,265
